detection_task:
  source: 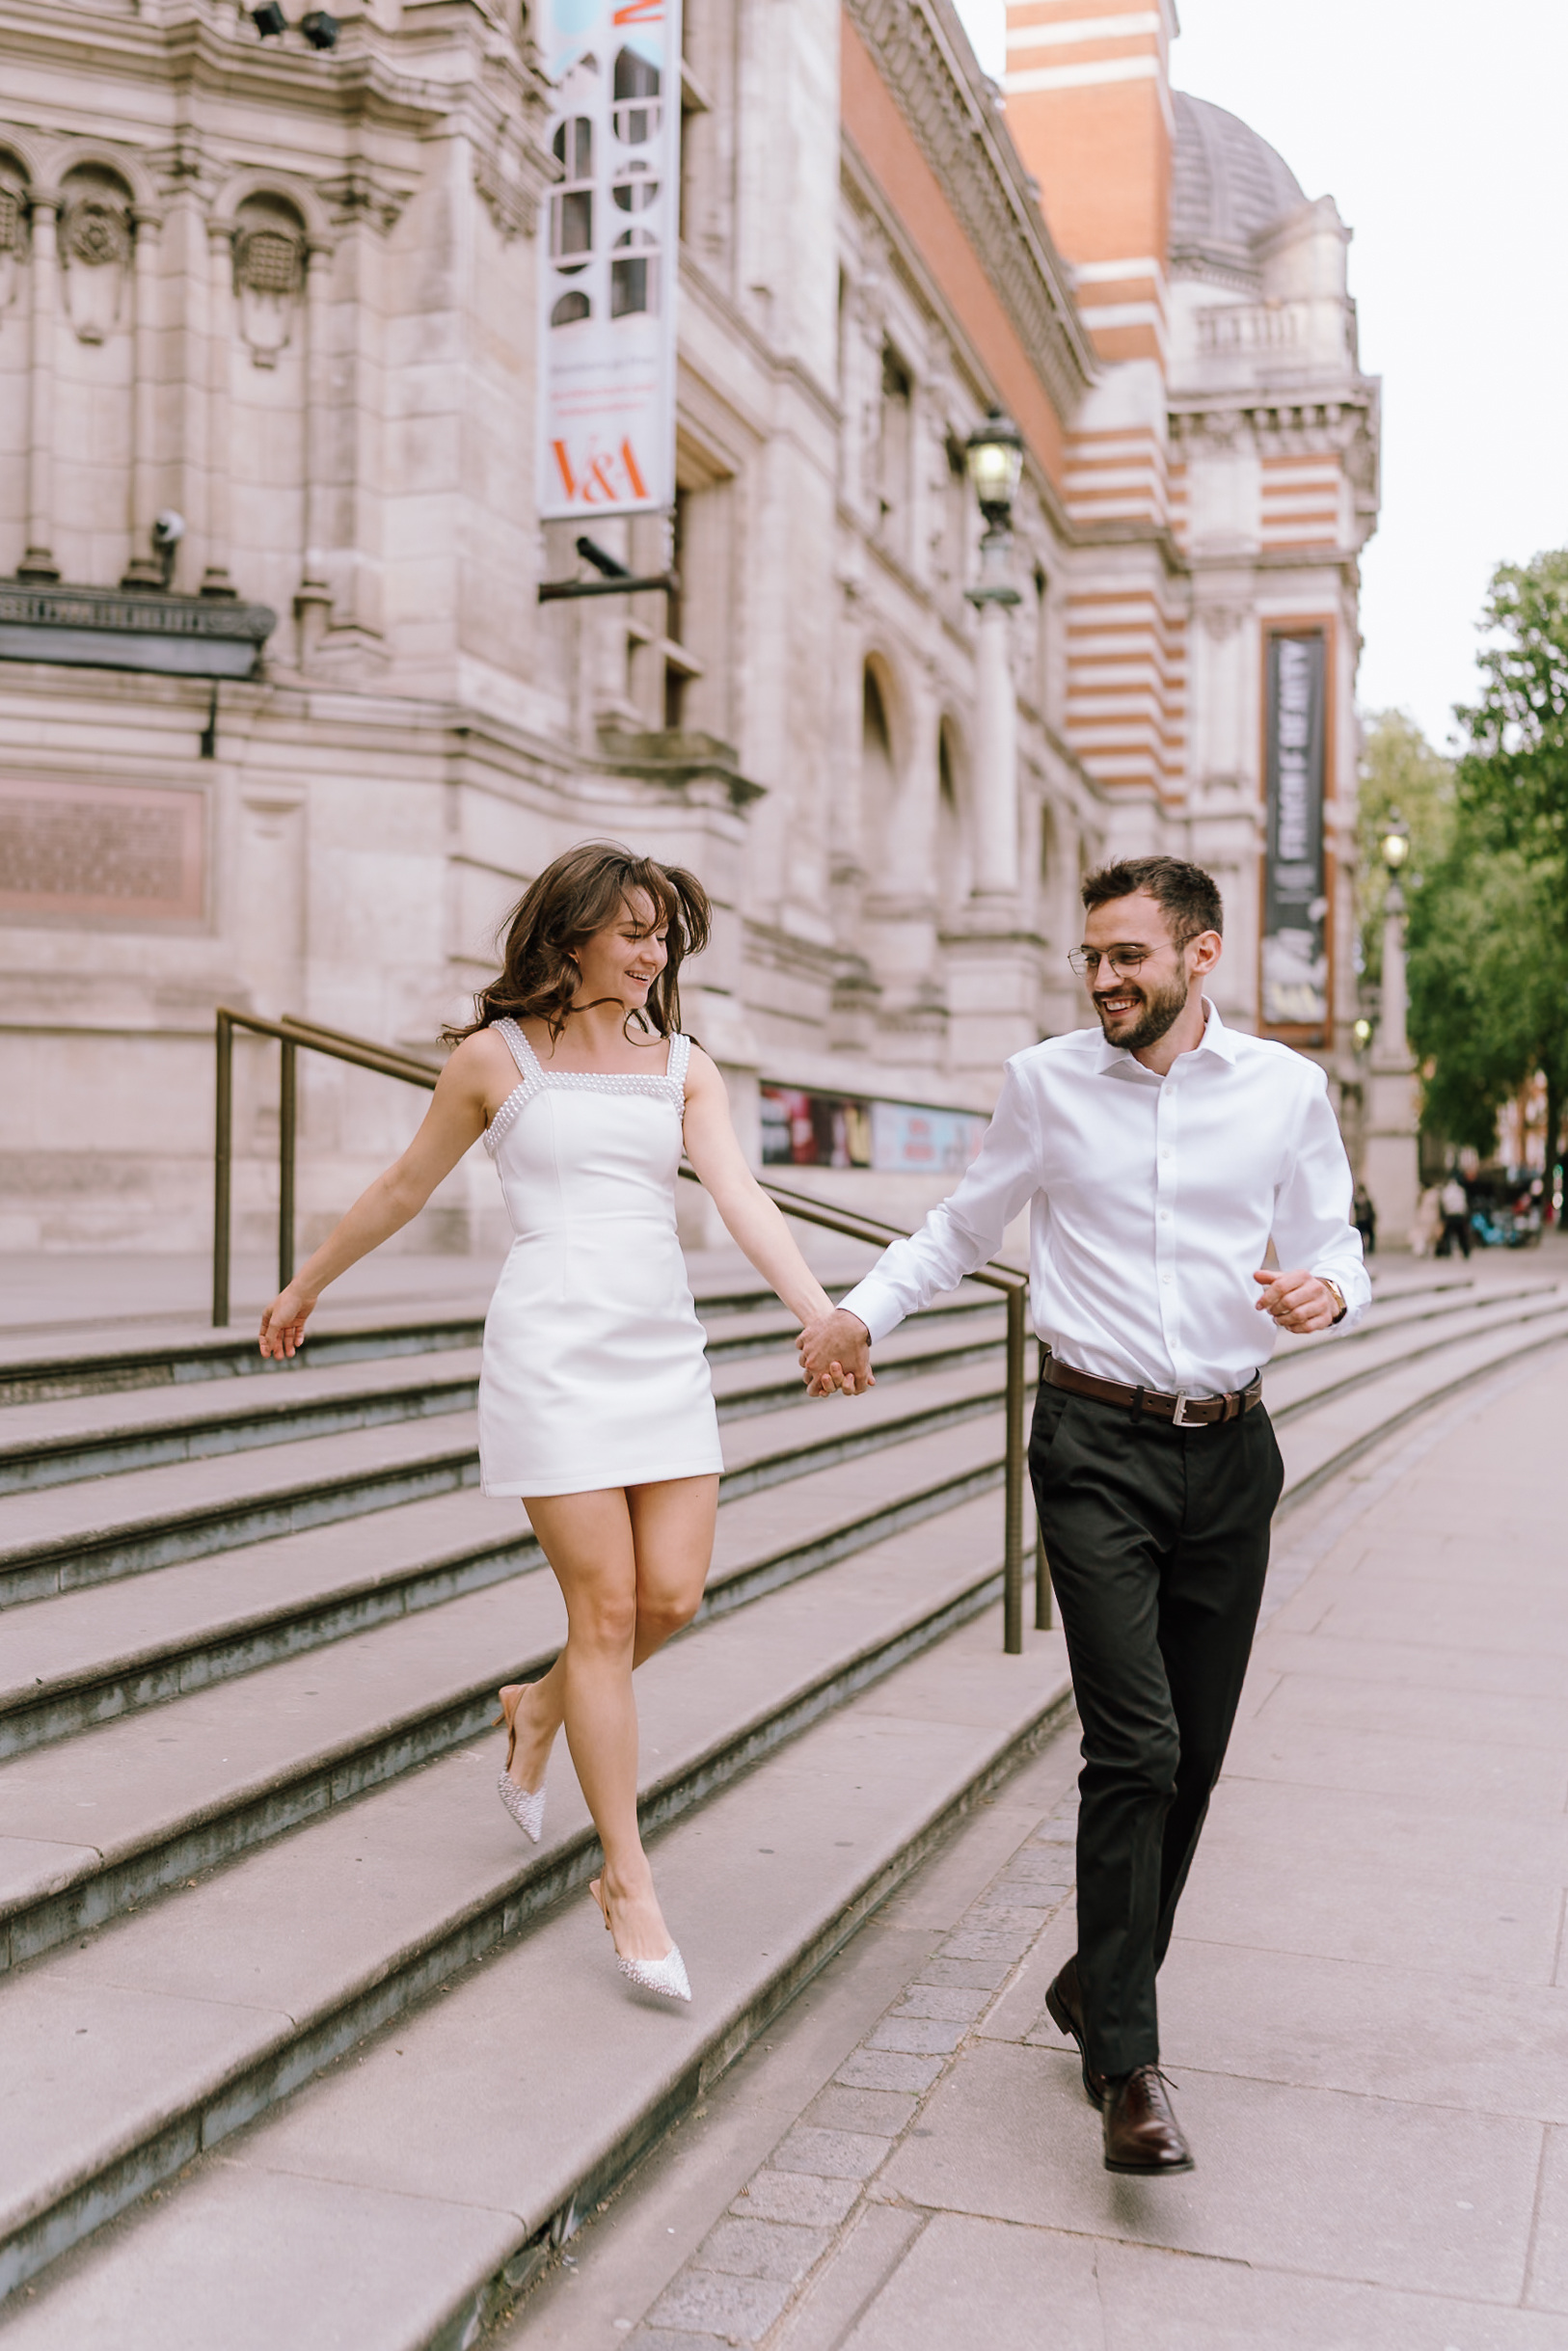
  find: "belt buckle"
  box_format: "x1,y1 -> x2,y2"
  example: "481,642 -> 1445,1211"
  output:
1170,1391 -> 1203,1428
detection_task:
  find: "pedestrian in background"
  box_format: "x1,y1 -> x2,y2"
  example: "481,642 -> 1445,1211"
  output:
1437,1171 -> 1473,1257
799,855 -> 1366,2178
1352,1180 -> 1377,1256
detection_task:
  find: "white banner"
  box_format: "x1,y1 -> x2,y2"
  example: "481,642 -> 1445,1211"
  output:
537,0 -> 682,521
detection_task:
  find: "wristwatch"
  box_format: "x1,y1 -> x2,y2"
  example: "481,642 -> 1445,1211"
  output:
1320,1277 -> 1347,1325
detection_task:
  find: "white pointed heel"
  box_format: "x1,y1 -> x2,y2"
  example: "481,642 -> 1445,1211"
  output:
496,1772 -> 546,1843
493,1685 -> 547,1845
617,1943 -> 691,2003
590,1878 -> 692,2003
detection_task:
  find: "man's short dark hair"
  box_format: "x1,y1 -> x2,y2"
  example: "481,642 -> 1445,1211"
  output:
1080,855 -> 1224,942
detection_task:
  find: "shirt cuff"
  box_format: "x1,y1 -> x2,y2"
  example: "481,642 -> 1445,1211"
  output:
835,1277 -> 905,1346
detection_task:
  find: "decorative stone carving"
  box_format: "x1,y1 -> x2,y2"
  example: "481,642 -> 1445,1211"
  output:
843,0 -> 1093,424
320,161 -> 415,234
234,220 -> 305,366
60,188 -> 132,344
0,181 -> 25,321
474,145 -> 534,242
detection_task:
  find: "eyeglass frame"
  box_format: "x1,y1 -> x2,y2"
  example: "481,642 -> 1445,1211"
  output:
1068,930 -> 1217,984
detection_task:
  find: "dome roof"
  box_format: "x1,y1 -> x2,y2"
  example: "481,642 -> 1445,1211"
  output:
1170,92 -> 1305,276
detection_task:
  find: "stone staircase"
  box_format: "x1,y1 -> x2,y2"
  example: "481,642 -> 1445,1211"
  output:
1,1252 -> 1565,2345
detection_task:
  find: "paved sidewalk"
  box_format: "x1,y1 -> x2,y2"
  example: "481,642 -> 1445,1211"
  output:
507,1343 -> 1568,2350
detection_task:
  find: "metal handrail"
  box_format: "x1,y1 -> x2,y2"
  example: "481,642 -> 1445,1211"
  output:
211,1010 -> 1049,1651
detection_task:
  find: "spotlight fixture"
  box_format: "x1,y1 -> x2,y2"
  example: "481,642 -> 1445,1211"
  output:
251,2 -> 287,34
301,8 -> 339,45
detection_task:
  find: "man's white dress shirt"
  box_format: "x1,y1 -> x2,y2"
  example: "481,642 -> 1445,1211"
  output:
840,1003 -> 1369,1398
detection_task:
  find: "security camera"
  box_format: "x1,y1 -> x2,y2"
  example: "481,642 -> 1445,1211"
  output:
301,9 -> 339,45
150,511 -> 185,588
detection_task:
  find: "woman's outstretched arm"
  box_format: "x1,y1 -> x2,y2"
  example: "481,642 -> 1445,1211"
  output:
257,1031 -> 508,1359
681,1046 -> 873,1395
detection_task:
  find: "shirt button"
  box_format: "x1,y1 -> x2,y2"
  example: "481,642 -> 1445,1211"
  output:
1159,1210 -> 1170,1221
1161,1274 -> 1172,1284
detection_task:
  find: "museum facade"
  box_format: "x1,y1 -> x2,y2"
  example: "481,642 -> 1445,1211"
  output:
0,0 -> 1379,1256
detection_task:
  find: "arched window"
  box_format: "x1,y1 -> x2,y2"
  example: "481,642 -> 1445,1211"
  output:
612,47 -> 662,146
551,289 -> 590,327
550,118 -> 594,265
611,227 -> 658,318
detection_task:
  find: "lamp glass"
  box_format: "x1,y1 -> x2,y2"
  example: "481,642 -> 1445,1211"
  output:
964,410 -> 1024,514
1381,828 -> 1409,870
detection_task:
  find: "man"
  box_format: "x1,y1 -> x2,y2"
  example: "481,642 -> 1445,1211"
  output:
1438,1171 -> 1473,1257
799,857 -> 1367,2175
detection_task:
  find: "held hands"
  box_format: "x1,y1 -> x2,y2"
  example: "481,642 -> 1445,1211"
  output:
258,1283 -> 318,1361
797,1308 -> 876,1399
1253,1268 -> 1338,1336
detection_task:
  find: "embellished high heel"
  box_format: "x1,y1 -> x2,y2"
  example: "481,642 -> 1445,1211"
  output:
493,1684 -> 547,1845
590,1878 -> 692,2003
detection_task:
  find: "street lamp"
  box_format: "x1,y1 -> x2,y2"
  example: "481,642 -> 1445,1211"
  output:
963,407 -> 1024,901
1363,805 -> 1419,1243
1380,809 -> 1410,873
964,408 -> 1024,545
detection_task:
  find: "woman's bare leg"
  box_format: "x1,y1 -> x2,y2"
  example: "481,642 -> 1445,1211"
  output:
512,1476 -> 717,1962
503,1476 -> 717,1794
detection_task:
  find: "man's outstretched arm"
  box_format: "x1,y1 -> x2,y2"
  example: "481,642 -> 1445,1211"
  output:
797,1063 -> 1041,1391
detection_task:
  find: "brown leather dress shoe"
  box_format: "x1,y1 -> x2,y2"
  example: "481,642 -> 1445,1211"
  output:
1043,1957 -> 1107,2109
1101,2066 -> 1195,2175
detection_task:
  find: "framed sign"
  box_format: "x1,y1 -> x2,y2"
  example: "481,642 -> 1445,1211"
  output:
537,0 -> 682,520
0,778 -> 204,923
1260,630 -> 1329,1032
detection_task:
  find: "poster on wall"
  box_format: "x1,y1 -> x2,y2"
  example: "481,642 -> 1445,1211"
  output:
1261,631 -> 1329,1029
537,0 -> 682,520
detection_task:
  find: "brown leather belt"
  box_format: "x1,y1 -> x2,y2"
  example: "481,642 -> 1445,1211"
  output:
1041,1350 -> 1262,1427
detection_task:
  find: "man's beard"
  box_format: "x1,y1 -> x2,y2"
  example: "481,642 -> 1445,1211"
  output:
1093,971 -> 1191,1052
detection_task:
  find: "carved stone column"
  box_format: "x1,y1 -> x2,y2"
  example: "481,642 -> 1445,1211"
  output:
295,236 -> 334,661
18,194 -> 60,581
122,207 -> 165,587
203,218 -> 235,597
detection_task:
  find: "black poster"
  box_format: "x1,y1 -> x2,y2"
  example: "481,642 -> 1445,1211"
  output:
1262,631 -> 1328,1028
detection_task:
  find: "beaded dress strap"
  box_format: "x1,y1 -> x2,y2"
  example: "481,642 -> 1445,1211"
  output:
666,1031 -> 690,1092
496,1016 -> 541,1081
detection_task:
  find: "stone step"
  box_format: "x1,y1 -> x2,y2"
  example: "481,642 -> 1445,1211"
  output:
0,1300 -> 1008,1498
0,1414 -> 1008,1964
0,1365 -> 1008,1767
0,1337 -> 1006,1610
1276,1300 -> 1568,1506
1265,1282 -> 1568,1421
0,1504 -> 1062,2307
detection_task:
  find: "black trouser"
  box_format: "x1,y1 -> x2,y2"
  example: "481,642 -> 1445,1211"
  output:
1438,1213 -> 1472,1258
1030,1380 -> 1284,2076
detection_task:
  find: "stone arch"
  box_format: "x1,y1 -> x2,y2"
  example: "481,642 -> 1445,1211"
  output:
211,171 -> 335,248
44,140 -> 157,214
935,712 -> 973,919
860,648 -> 906,879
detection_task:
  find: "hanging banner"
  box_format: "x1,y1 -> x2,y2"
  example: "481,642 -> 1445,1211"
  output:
1261,631 -> 1329,1029
537,0 -> 682,520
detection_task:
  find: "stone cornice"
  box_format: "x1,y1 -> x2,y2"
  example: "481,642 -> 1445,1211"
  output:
844,0 -> 1095,422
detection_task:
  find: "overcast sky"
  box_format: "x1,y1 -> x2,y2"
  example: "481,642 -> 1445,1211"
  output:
952,0 -> 1568,751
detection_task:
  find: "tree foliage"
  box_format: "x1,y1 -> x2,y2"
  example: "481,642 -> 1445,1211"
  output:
1403,550 -> 1568,1171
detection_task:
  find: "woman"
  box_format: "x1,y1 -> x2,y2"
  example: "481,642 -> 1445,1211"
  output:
258,843 -> 865,2003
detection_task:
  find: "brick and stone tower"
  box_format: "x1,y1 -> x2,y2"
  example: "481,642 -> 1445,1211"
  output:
1003,0 -> 1380,1099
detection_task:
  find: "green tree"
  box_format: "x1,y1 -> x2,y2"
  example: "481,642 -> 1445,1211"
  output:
1406,836 -> 1568,1162
1356,709 -> 1453,990
1448,549 -> 1568,1173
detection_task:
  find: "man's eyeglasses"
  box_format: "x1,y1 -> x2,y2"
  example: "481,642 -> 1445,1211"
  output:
1068,945 -> 1157,981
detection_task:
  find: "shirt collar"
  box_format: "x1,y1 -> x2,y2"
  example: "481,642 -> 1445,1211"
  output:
1095,996 -> 1236,1077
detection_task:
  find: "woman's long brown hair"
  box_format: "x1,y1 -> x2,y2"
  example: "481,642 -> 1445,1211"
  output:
445,841 -> 712,1047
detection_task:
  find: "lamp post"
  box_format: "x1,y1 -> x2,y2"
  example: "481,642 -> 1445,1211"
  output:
964,408 -> 1023,900
1363,807 -> 1421,1245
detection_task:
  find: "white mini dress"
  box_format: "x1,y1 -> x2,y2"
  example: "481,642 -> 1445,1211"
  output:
477,1018 -> 724,1498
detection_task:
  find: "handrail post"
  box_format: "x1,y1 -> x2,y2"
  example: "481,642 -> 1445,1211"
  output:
213,1010 -> 233,1328
1004,1283 -> 1025,1654
279,1035 -> 297,1295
